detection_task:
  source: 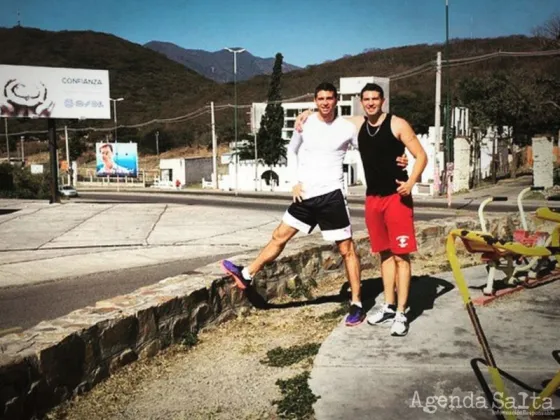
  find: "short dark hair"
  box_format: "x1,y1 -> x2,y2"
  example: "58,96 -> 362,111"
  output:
360,83 -> 384,99
314,82 -> 338,99
100,143 -> 113,152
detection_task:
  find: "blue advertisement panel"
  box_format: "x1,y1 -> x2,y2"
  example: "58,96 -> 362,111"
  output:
96,142 -> 138,177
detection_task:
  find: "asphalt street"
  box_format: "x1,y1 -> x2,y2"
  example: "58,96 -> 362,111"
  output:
0,254 -> 235,331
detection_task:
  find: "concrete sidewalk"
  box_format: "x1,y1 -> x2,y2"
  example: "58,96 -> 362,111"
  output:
310,265 -> 560,419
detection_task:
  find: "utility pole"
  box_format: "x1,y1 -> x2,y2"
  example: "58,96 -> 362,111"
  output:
444,0 -> 452,164
20,136 -> 24,162
48,119 -> 60,204
252,105 -> 258,191
254,130 -> 258,191
155,130 -> 159,156
433,51 -> 442,196
4,118 -> 9,161
224,47 -> 246,195
65,126 -> 71,185
211,101 -> 218,189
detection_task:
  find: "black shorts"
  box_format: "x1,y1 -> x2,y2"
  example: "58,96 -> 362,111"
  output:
282,189 -> 352,241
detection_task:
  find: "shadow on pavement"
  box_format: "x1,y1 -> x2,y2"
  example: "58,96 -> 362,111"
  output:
245,273 -> 455,321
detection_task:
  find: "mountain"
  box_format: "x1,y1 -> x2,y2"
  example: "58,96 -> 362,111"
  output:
144,41 -> 301,83
0,26 -> 233,143
0,26 -> 557,156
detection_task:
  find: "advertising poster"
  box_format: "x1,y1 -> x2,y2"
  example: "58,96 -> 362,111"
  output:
0,65 -> 110,119
96,142 -> 138,177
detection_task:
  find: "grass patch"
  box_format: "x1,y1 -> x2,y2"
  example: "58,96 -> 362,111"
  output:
262,343 -> 321,367
318,301 -> 350,321
273,371 -> 319,419
180,331 -> 199,348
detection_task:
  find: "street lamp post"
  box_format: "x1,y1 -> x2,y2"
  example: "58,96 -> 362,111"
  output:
224,47 -> 246,194
444,0 -> 451,165
110,97 -> 124,191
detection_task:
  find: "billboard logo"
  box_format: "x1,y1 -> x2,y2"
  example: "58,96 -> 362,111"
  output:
65,99 -> 104,108
1,78 -> 54,117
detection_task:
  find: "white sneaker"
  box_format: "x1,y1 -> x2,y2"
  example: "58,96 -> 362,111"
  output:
367,303 -> 396,325
390,311 -> 409,337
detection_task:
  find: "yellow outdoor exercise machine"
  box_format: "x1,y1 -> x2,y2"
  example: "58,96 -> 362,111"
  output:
446,203 -> 560,419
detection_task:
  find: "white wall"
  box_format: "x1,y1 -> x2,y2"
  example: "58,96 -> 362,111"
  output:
160,158 -> 213,186
533,136 -> 554,188
453,137 -> 470,192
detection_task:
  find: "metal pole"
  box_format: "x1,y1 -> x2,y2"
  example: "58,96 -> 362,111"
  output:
113,99 -> 120,192
48,119 -> 60,204
445,0 -> 451,164
211,101 -> 218,189
234,52 -> 238,195
434,51 -> 442,196
4,118 -> 9,161
254,131 -> 258,191
64,126 -> 71,185
253,105 -> 258,191
20,136 -> 24,162
156,130 -> 159,156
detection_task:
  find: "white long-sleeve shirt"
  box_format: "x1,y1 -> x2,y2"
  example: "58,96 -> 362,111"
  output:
287,114 -> 358,200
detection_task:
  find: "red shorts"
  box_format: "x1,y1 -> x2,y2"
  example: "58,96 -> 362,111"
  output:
365,193 -> 417,254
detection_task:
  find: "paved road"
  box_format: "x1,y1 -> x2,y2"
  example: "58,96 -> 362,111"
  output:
0,194 -> 470,335
0,254 -> 239,332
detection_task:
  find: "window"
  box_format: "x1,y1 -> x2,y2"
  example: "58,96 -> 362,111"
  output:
286,109 -> 298,118
341,106 -> 351,116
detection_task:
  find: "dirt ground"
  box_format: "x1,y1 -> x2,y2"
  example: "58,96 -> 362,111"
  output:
45,252 -> 479,420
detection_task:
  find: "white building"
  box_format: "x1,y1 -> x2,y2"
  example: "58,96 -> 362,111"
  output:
160,157 -> 213,187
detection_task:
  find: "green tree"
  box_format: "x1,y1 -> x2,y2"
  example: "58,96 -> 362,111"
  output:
456,71 -> 556,143
256,53 -> 286,166
68,135 -> 88,161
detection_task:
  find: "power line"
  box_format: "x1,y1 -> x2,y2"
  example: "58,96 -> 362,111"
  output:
3,48 -> 559,137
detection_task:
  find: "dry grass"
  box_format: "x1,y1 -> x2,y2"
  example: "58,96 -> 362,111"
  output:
45,252 -> 478,420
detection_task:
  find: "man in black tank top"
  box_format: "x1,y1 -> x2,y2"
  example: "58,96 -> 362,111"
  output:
355,83 -> 428,337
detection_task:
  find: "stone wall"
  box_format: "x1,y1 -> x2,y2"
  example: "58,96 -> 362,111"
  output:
0,215 -> 516,420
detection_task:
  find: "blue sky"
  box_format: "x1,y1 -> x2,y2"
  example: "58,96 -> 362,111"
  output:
2,0 -> 559,67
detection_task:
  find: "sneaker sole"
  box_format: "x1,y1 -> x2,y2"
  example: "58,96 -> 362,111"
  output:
367,317 -> 395,326
345,316 -> 365,327
391,329 -> 409,337
220,261 -> 247,290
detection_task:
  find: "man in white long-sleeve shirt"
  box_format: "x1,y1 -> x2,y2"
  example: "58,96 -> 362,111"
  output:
221,82 -> 364,326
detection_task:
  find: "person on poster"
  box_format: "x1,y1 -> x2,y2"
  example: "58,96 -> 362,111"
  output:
96,143 -> 132,176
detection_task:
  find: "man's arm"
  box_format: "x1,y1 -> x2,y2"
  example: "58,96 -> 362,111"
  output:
287,131 -> 304,202
393,116 -> 428,195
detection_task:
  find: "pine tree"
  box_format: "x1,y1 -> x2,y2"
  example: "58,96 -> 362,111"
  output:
257,53 -> 285,166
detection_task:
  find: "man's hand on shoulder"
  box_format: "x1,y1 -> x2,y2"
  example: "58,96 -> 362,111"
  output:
295,110 -> 313,133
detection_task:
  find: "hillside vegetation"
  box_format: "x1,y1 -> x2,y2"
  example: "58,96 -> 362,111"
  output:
1,27 -> 559,160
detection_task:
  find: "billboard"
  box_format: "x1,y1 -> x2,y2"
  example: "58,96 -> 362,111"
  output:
0,65 -> 110,119
96,142 -> 138,177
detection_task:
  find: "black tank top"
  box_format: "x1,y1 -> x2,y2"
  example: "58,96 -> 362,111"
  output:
358,113 -> 408,196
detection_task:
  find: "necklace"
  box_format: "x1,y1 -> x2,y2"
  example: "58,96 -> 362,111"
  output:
366,122 -> 381,137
